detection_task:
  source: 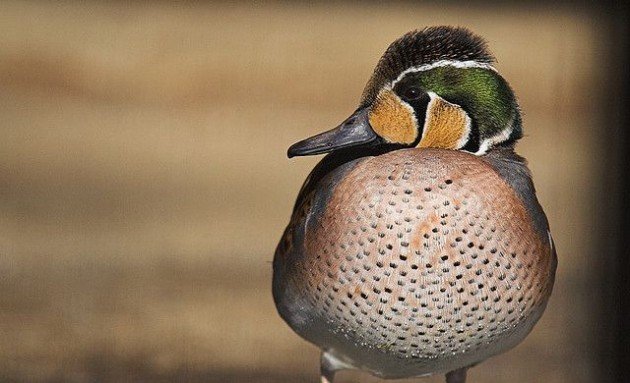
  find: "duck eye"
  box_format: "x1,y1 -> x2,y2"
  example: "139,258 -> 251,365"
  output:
403,87 -> 423,101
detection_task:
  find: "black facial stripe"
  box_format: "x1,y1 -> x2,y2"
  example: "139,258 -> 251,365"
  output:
406,93 -> 430,146
392,80 -> 431,146
461,119 -> 480,152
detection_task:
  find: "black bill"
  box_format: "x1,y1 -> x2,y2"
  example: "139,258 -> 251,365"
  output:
287,108 -> 378,158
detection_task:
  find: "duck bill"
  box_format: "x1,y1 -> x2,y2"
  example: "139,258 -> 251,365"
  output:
287,109 -> 378,158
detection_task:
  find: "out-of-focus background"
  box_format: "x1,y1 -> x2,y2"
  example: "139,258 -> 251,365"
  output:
0,2 -> 626,382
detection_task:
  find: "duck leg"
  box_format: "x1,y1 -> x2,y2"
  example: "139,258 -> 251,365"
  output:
320,352 -> 336,383
445,367 -> 467,383
320,368 -> 335,383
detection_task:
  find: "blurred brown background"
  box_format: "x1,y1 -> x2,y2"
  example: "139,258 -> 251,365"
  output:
0,2 -> 622,382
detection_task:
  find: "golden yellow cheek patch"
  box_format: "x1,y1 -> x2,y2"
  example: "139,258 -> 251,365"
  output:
368,90 -> 418,144
419,96 -> 471,150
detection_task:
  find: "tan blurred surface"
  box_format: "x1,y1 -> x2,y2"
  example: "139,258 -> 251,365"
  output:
0,2 -> 604,382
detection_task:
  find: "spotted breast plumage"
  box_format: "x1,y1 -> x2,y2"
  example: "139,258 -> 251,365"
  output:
273,26 -> 556,383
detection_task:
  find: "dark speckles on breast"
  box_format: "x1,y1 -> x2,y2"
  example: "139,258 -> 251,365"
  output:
281,149 -> 554,364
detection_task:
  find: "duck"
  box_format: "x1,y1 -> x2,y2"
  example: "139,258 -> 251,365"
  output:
273,26 -> 557,383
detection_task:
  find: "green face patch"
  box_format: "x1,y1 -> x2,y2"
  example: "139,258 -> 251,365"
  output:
393,66 -> 521,151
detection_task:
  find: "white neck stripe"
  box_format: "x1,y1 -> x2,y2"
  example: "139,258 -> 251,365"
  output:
391,60 -> 497,88
474,112 -> 516,155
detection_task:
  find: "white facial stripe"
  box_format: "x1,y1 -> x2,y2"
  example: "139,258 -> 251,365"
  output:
419,92 -> 439,143
391,60 -> 497,88
455,113 -> 472,150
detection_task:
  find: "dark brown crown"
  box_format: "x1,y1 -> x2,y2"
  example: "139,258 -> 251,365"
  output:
360,26 -> 494,106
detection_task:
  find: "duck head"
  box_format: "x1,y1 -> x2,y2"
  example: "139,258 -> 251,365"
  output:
288,26 -> 522,158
